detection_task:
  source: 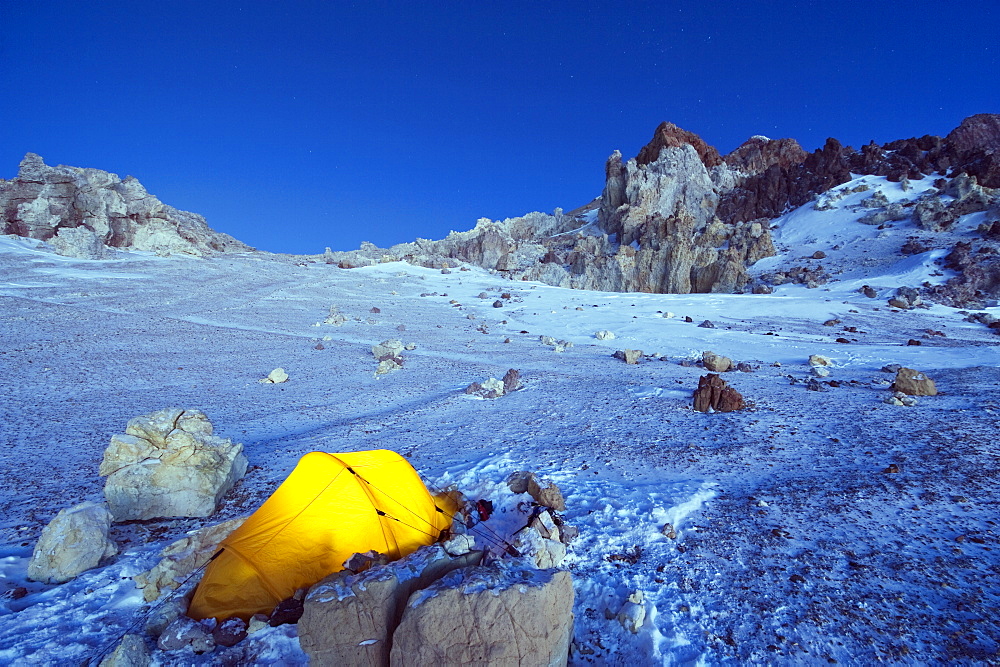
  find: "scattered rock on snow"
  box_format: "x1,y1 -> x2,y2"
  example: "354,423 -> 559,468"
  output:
614,349 -> 643,364
891,367 -> 938,396
27,501 -> 117,584
539,335 -> 573,352
595,330 -> 616,340
389,566 -> 574,667
884,391 -> 918,407
617,590 -> 646,634
701,350 -> 733,372
808,354 -> 832,367
464,377 -> 506,399
697,320 -> 715,328
692,374 -> 745,412
258,367 -> 289,384
324,306 -> 348,326
99,408 -> 248,521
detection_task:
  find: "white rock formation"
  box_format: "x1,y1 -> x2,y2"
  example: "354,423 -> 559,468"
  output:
99,408 -> 248,521
27,501 -> 118,584
0,153 -> 251,257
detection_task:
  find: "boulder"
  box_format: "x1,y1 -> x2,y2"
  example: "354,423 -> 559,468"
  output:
701,350 -> 733,372
528,476 -> 566,511
389,565 -> 574,667
501,368 -> 521,393
28,501 -> 117,584
133,517 -> 246,602
49,225 -> 111,259
614,349 -> 643,364
692,374 -> 745,413
507,471 -> 534,494
891,368 -> 938,396
99,408 -> 248,521
372,339 -> 405,360
98,633 -> 150,667
808,354 -> 832,367
213,616 -> 248,647
299,546 -> 482,666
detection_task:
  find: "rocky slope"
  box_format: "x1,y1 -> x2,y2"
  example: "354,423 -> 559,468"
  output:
327,114 -> 1000,297
0,153 -> 252,258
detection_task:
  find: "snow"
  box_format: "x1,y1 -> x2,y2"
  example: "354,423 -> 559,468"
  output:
1,180 -> 999,664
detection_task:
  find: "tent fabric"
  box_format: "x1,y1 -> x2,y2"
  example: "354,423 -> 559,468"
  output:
187,449 -> 455,621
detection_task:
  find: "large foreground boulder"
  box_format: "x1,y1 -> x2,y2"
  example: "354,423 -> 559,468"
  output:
99,408 -> 248,521
299,546 -> 482,666
389,565 -> 574,666
693,374 -> 745,412
28,501 -> 118,583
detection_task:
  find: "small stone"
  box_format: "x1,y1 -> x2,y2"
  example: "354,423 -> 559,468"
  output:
835,337 -> 851,344
259,367 -> 289,384
615,349 -> 642,365
822,319 -> 840,326
269,597 -> 305,626
527,477 -> 566,512
888,298 -> 910,309
883,463 -> 900,474
478,292 -> 489,299
805,378 -> 828,391
811,366 -> 830,378
881,364 -> 902,373
861,286 -> 877,298
661,523 -> 677,539
595,330 -> 616,340
812,250 -> 827,259
503,337 -> 511,343
662,311 -> 676,318
313,342 -> 325,350
370,307 -> 381,313
507,471 -> 533,494
492,300 -> 504,308
247,614 -> 270,634
213,616 -> 248,648
684,316 -> 694,323
906,339 -> 922,346
697,320 -> 715,329
736,362 -> 754,372
808,355 -> 832,367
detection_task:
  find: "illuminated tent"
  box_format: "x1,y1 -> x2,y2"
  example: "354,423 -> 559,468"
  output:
188,449 -> 456,621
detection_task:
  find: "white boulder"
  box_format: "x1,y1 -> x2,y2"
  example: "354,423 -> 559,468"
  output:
99,408 -> 248,521
28,501 -> 117,584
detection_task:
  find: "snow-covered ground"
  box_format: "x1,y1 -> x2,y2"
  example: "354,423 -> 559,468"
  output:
1,177 -> 999,664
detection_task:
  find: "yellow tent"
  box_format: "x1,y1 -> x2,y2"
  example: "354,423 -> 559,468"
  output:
188,449 -> 456,621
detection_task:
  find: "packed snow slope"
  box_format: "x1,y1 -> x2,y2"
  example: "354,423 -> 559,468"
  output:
1,176 -> 999,664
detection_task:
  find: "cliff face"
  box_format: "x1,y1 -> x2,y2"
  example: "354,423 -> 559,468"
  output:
0,153 -> 252,258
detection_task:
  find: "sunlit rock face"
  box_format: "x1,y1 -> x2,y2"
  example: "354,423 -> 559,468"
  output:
0,153 -> 252,257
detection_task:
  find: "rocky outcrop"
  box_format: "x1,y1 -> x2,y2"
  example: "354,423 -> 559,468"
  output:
323,114 -> 999,296
99,408 -> 248,521
28,501 -> 118,583
693,374 -> 745,413
923,239 -> 1000,308
0,153 -> 251,257
389,565 -> 574,667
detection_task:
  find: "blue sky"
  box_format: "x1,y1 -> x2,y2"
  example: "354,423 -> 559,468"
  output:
2,1 -> 997,254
